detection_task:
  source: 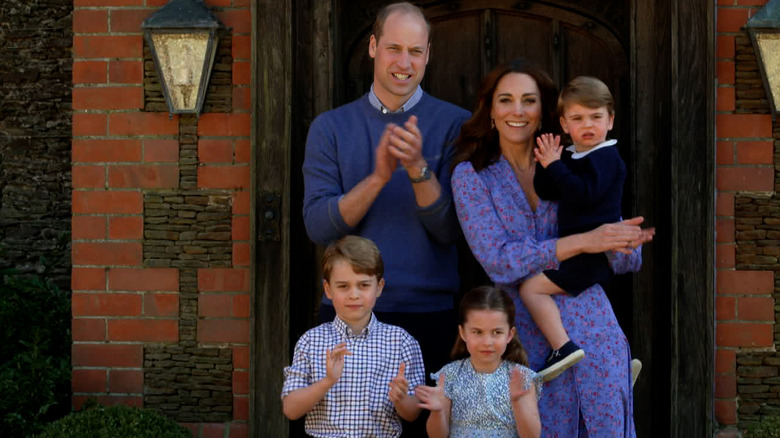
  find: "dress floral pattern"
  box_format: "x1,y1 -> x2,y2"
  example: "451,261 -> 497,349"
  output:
452,157 -> 640,438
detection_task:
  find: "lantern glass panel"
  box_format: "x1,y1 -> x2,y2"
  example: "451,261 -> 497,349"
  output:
151,31 -> 210,112
756,32 -> 780,111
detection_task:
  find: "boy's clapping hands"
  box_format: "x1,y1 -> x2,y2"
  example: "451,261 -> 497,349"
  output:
324,343 -> 352,384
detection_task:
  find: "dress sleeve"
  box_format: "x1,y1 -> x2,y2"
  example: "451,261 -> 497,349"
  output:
302,116 -> 357,245
281,334 -> 313,398
514,364 -> 543,401
416,135 -> 462,245
452,162 -> 558,285
606,245 -> 644,274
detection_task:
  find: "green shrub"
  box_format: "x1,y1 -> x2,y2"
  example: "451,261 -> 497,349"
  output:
747,416 -> 780,438
0,258 -> 71,437
34,403 -> 192,438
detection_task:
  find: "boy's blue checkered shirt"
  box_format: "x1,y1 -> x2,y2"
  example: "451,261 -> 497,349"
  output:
281,313 -> 425,438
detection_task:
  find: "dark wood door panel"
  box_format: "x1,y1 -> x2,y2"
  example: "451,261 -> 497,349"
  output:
426,11 -> 484,111
494,11 -> 554,71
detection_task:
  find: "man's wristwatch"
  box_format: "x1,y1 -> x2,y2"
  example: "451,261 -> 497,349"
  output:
409,166 -> 432,183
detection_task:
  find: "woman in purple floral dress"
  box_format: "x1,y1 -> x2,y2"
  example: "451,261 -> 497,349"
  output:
451,59 -> 653,437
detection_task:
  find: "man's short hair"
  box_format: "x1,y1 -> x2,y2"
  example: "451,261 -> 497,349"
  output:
371,2 -> 432,43
558,76 -> 615,115
322,235 -> 384,282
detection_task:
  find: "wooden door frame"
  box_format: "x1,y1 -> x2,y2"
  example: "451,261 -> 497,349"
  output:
250,0 -> 292,436
249,0 -> 715,436
631,0 -> 714,436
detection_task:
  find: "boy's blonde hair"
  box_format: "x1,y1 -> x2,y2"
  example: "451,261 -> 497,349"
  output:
322,235 -> 384,282
558,76 -> 614,115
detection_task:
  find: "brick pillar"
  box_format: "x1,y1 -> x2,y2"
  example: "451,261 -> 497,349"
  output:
72,1 -> 251,437
715,1 -> 776,434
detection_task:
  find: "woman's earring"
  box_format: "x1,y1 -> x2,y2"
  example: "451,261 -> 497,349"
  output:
491,118 -> 495,129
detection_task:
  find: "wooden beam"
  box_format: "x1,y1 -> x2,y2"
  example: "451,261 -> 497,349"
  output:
668,0 -> 715,435
250,0 -> 292,436
631,0 -> 714,434
631,0 -> 672,432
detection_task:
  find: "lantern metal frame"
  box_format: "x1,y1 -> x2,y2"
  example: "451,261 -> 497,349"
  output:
142,0 -> 221,115
746,0 -> 780,119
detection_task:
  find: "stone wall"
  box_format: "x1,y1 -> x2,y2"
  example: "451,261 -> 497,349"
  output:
733,121 -> 780,430
735,34 -> 771,114
0,0 -> 73,284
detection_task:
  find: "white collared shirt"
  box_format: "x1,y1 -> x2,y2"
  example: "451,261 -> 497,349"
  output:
566,139 -> 618,159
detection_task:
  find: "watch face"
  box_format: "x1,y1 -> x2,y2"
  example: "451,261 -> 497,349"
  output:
410,166 -> 431,183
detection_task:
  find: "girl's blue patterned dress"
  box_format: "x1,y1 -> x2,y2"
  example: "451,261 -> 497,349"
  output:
432,359 -> 541,438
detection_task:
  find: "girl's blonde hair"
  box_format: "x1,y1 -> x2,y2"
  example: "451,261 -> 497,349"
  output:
451,286 -> 528,365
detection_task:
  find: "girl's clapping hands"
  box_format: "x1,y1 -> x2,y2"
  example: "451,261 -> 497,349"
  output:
415,374 -> 449,412
509,367 -> 532,401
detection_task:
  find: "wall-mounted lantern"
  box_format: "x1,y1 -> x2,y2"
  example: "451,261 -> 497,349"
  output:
142,0 -> 221,115
746,0 -> 780,119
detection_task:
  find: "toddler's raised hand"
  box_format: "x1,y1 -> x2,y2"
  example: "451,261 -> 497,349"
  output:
534,133 -> 562,168
415,374 -> 448,412
324,343 -> 352,384
388,362 -> 409,404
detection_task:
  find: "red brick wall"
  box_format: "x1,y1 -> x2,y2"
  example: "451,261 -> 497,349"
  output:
716,0 -> 776,434
71,1 -> 251,437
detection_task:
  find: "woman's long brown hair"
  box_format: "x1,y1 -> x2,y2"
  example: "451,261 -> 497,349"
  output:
452,58 -> 560,172
451,285 -> 528,365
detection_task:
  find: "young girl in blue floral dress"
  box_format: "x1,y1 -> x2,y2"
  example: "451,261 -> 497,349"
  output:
415,286 -> 541,438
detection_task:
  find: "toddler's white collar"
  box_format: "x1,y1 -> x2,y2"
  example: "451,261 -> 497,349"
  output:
566,139 -> 618,159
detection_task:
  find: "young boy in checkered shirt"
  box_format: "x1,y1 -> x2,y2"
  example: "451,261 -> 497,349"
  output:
281,235 -> 424,437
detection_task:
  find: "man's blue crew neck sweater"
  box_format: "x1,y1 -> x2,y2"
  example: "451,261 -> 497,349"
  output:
303,92 -> 470,312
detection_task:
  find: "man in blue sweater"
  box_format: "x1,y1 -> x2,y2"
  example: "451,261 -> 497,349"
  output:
302,1 -> 470,395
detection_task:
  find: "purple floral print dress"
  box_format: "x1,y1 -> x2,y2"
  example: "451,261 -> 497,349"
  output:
452,157 -> 640,438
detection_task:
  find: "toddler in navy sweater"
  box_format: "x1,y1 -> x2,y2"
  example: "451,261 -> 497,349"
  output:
520,76 -> 626,381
